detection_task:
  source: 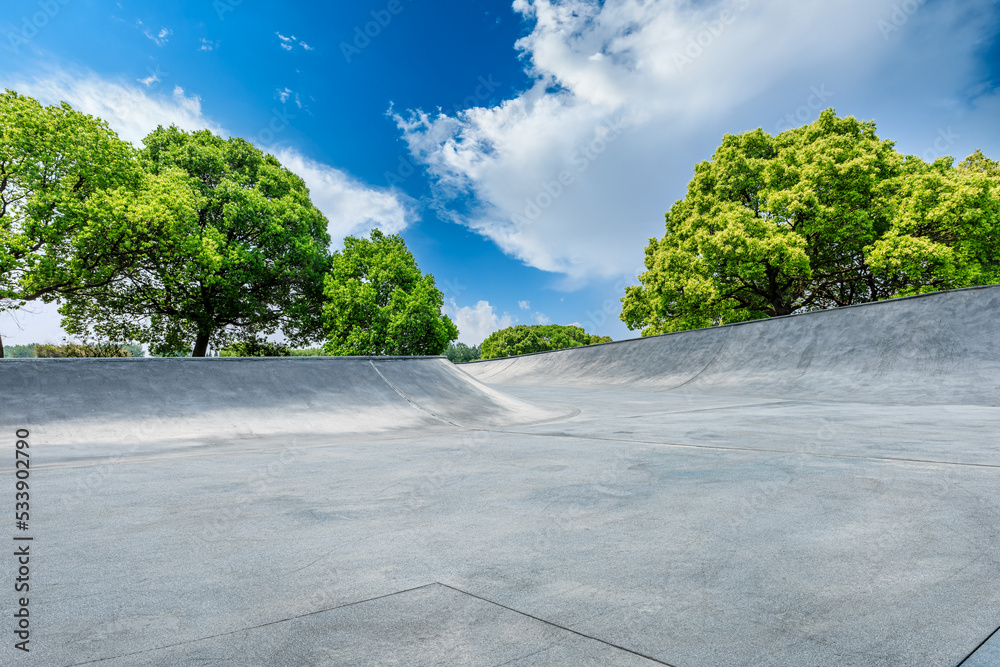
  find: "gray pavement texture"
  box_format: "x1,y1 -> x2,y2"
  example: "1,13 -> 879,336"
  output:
0,285 -> 999,666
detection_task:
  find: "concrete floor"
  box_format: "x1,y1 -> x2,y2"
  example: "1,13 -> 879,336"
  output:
2,286 -> 999,666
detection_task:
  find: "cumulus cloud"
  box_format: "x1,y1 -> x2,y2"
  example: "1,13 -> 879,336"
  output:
272,148 -> 414,245
396,0 -> 1000,284
443,300 -> 515,345
533,312 -> 551,325
518,300 -> 530,310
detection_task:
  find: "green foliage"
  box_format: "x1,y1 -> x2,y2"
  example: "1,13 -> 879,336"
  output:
59,126 -> 332,357
323,229 -> 458,356
445,342 -> 481,363
622,109 -> 1000,335
35,342 -> 134,358
288,347 -> 325,356
219,339 -> 291,357
1,344 -> 36,358
480,324 -> 612,360
0,90 -> 141,356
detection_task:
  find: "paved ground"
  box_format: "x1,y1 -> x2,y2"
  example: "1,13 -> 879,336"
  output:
1,286 -> 998,666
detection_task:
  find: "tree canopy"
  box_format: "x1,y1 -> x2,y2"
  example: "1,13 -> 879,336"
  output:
0,90 -> 140,357
480,324 -> 612,360
445,342 -> 481,363
60,126 -> 332,357
323,229 -> 458,356
621,109 -> 1000,335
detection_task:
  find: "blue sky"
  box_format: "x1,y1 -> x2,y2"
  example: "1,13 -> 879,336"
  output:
2,0 -> 999,347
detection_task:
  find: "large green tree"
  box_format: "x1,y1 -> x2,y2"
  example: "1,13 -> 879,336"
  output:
323,229 -> 457,356
0,90 -> 140,357
61,126 -> 331,357
480,324 -> 612,360
622,109 -> 1000,335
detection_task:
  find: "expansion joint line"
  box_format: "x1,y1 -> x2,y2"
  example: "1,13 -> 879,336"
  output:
436,582 -> 678,666
369,360 -> 463,428
954,622 -> 1000,667
65,583 -> 440,666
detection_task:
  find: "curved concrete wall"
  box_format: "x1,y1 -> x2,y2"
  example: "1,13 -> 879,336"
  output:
461,285 -> 1000,406
0,357 -> 571,453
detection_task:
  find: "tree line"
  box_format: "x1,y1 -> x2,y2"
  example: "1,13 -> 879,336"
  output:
0,90 -> 457,358
4,95 -> 994,362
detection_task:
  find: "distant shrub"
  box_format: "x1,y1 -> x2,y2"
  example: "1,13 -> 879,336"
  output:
481,324 -> 612,360
35,342 -> 134,358
445,342 -> 481,363
2,344 -> 37,358
220,340 -> 291,357
289,348 -> 325,356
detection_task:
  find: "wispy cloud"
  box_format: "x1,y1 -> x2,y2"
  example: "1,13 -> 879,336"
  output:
8,69 -> 222,144
518,300 -> 530,310
276,32 -> 314,52
198,38 -> 217,52
144,27 -> 172,46
275,87 -> 301,108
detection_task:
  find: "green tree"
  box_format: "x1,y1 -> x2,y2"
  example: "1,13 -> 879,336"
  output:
0,90 -> 141,357
480,324 -> 612,360
60,126 -> 332,357
445,341 -> 481,363
35,342 -> 134,358
867,152 -> 1000,294
323,229 -> 457,356
219,339 -> 291,357
622,109 -> 1000,335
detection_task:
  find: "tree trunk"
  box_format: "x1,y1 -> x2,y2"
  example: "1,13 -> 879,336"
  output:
0,332 -> 4,359
192,330 -> 211,358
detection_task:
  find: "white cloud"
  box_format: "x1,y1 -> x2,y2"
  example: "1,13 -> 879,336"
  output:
277,33 -> 312,51
137,72 -> 159,87
443,300 -> 515,345
276,86 -> 300,107
8,70 -> 223,144
533,312 -> 550,325
272,148 -> 414,245
5,69 -> 415,247
199,38 -> 217,52
518,300 -> 530,310
145,27 -> 172,46
397,0 -> 1000,284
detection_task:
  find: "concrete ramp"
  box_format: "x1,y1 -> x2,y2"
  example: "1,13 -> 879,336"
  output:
0,356 -> 570,460
462,285 -> 1000,406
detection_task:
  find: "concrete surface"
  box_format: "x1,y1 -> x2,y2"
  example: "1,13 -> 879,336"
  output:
1,286 -> 999,666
